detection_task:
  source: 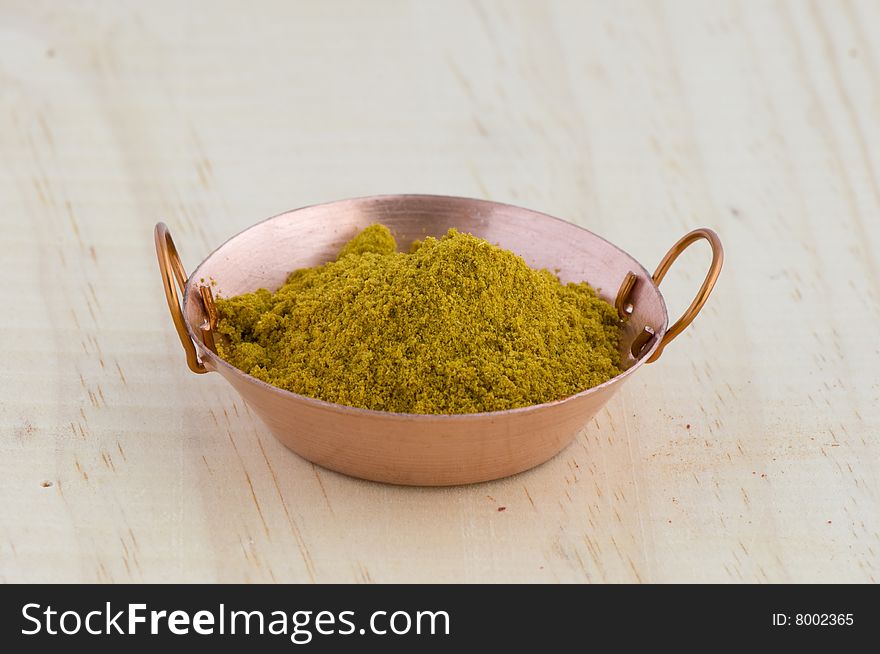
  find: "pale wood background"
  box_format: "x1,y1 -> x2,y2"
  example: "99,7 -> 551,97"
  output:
1,0 -> 878,583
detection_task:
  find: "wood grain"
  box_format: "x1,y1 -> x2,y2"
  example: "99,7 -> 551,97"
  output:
1,0 -> 877,583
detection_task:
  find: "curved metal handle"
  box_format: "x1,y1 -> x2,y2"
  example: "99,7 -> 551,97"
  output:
154,223 -> 209,374
647,228 -> 723,363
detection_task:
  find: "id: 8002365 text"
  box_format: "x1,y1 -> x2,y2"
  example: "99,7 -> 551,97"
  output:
771,613 -> 854,627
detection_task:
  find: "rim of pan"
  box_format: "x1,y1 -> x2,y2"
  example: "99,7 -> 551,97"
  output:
184,194 -> 669,421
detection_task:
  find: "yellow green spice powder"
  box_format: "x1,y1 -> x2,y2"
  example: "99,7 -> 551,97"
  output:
215,224 -> 622,414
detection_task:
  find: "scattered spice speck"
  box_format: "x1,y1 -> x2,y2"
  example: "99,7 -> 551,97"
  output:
497,507 -> 506,512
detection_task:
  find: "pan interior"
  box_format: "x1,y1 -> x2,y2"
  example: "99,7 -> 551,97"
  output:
184,195 -> 668,374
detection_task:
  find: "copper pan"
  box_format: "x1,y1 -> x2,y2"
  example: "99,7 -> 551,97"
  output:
155,195 -> 722,486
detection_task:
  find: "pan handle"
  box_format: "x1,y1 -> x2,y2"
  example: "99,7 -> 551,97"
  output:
154,223 -> 210,374
647,228 -> 723,363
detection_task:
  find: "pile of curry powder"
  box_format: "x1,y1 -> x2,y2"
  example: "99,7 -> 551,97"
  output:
215,224 -> 621,414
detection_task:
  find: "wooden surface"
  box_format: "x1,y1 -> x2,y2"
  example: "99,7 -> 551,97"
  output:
2,0 -> 878,583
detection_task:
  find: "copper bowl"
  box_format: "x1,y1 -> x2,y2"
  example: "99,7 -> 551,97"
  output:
155,195 -> 722,486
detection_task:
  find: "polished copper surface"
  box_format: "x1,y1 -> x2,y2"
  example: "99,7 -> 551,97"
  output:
155,195 -> 723,485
